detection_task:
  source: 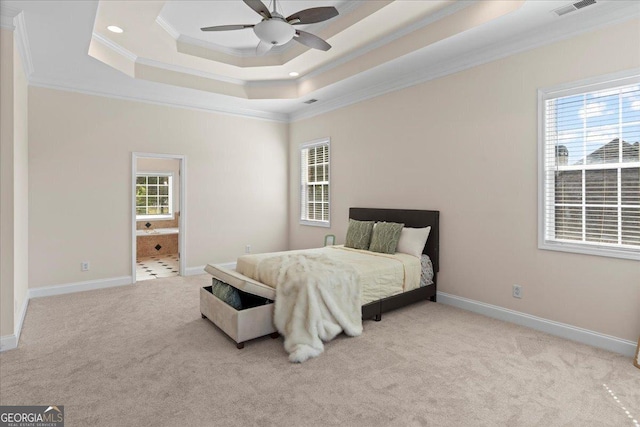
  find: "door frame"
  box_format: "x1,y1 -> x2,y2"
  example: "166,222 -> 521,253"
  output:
131,152 -> 187,282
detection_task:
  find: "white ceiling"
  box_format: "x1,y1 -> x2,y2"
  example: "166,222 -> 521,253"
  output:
1,1 -> 639,122
160,0 -> 348,51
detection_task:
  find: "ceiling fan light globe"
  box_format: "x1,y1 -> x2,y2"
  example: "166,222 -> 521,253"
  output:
253,19 -> 295,46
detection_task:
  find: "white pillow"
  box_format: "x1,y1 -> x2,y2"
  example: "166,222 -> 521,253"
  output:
396,226 -> 431,258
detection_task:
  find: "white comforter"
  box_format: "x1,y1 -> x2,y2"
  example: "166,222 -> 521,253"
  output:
256,253 -> 362,363
237,246 -> 421,304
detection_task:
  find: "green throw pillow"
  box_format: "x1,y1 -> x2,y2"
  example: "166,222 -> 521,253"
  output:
211,278 -> 243,310
345,219 -> 375,250
369,222 -> 404,254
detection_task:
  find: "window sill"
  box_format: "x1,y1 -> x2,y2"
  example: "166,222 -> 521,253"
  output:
137,214 -> 174,221
300,219 -> 331,228
539,240 -> 640,261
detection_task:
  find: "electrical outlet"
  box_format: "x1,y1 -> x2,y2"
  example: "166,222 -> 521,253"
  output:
513,284 -> 522,299
245,245 -> 251,254
81,261 -> 90,272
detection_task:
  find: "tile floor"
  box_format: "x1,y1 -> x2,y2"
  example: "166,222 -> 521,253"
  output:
136,254 -> 180,281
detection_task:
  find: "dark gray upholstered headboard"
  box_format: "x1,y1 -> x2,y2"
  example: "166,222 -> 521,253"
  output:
348,208 -> 440,273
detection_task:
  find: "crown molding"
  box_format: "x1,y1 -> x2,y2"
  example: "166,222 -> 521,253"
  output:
9,0 -> 638,125
0,8 -> 35,77
176,33 -> 258,58
301,0 -> 473,83
29,75 -> 289,123
93,31 -> 246,85
157,12 -> 273,58
0,4 -> 19,29
135,57 -> 247,86
158,0 -> 365,60
290,4 -> 640,122
158,13 -> 274,57
244,78 -> 296,88
155,14 -> 180,40
92,31 -> 137,62
92,29 -> 300,95
14,11 -> 34,77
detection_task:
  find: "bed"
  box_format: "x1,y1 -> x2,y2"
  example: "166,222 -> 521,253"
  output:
202,208 -> 439,355
348,208 -> 439,320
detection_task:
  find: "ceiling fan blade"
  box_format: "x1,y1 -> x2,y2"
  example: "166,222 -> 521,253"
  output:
287,7 -> 338,25
201,24 -> 254,31
256,40 -> 274,56
243,0 -> 272,19
294,30 -> 331,51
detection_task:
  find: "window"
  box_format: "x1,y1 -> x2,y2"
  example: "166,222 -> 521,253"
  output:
136,173 -> 173,219
300,139 -> 330,227
539,74 -> 640,260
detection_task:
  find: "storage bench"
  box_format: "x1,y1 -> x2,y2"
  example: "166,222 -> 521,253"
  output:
201,264 -> 278,349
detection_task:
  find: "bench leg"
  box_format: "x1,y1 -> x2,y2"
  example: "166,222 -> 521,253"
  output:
201,313 -> 207,319
236,342 -> 245,350
374,314 -> 382,322
270,332 -> 280,339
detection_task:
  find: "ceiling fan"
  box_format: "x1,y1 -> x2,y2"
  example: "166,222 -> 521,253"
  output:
201,0 -> 339,55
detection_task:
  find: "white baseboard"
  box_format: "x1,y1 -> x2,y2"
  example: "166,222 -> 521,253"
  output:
0,334 -> 17,352
1,289 -> 32,352
1,268 -> 235,352
29,276 -> 133,299
15,294 -> 28,344
183,266 -> 205,276
437,291 -> 637,357
217,262 -> 237,270
190,262 -> 236,276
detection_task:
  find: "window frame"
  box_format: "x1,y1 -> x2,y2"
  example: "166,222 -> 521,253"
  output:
136,172 -> 174,221
299,138 -> 331,228
537,71 -> 640,261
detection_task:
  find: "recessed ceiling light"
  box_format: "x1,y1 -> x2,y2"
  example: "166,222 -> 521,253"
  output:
289,72 -> 299,77
107,26 -> 124,34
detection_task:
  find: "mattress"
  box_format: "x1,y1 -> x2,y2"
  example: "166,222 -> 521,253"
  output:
236,246 -> 423,305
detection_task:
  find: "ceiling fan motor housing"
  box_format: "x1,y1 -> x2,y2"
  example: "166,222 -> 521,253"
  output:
254,18 -> 295,45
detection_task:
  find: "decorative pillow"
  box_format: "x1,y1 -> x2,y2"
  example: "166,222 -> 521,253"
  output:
369,222 -> 404,254
396,226 -> 431,258
211,278 -> 243,310
345,219 -> 375,250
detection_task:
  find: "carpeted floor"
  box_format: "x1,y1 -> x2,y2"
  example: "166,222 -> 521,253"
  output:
1,274 -> 638,427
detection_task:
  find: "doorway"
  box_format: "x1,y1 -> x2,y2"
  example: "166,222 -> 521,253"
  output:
132,153 -> 186,282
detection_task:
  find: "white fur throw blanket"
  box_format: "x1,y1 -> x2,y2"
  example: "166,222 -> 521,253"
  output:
256,253 -> 362,363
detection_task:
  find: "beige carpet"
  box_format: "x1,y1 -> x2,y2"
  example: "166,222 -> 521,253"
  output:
1,274 -> 638,427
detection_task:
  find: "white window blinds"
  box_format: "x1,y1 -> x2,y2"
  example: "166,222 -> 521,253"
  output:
300,139 -> 330,226
540,77 -> 640,260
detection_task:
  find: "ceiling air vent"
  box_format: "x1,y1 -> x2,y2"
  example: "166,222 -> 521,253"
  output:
304,99 -> 318,104
573,0 -> 597,10
553,0 -> 596,16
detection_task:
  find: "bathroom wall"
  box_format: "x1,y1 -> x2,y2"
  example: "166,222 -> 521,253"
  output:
136,215 -> 179,230
136,233 -> 178,258
136,157 -> 180,230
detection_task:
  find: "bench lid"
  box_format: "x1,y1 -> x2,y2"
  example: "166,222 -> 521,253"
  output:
204,264 -> 276,300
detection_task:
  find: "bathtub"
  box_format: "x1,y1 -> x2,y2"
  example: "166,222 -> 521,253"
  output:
136,228 -> 179,257
136,227 -> 179,236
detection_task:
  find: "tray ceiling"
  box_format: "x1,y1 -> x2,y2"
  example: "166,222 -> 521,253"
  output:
2,0 -> 639,121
